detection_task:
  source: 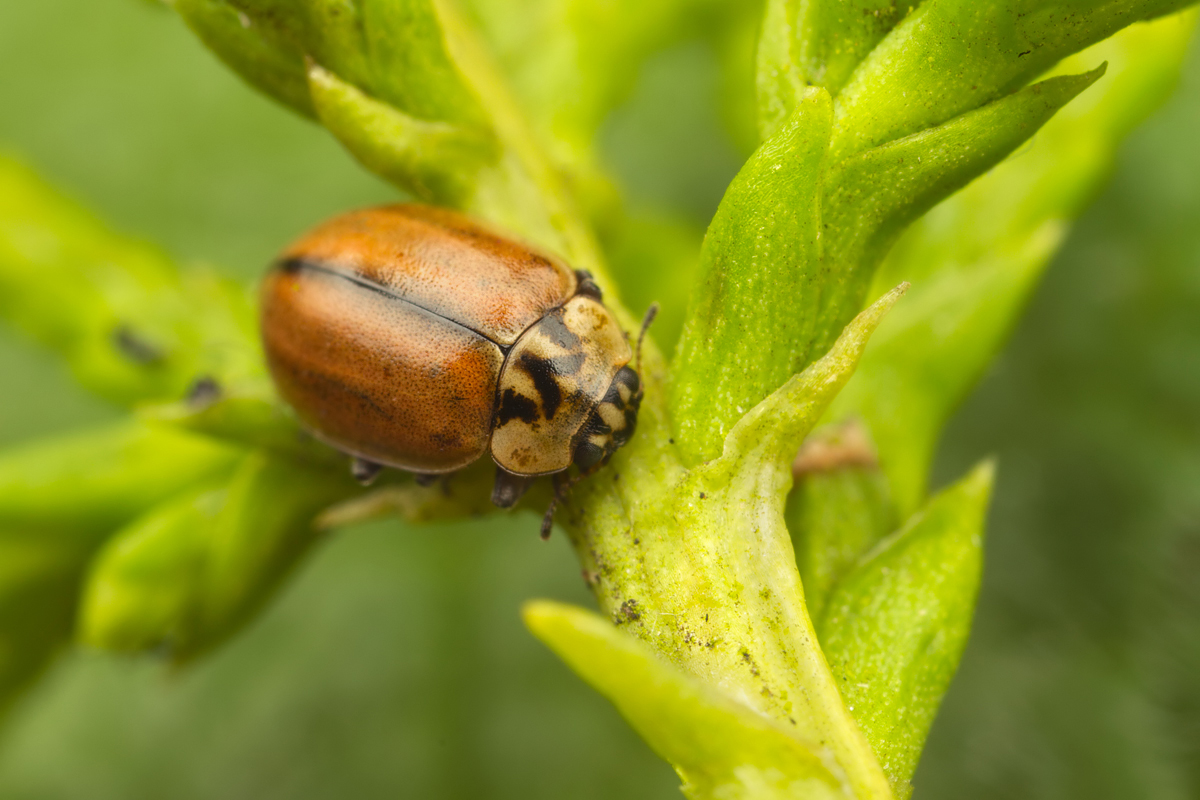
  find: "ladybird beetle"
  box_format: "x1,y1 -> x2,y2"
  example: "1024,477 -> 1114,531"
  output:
260,204 -> 646,527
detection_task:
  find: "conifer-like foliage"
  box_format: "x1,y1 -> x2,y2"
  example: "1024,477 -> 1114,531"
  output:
0,1 -> 1196,797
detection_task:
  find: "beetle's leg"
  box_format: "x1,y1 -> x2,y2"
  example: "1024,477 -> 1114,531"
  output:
540,471 -> 585,540
491,466 -> 533,509
351,457 -> 384,486
415,472 -> 455,496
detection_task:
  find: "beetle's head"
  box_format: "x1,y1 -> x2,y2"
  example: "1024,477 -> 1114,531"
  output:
572,366 -> 641,472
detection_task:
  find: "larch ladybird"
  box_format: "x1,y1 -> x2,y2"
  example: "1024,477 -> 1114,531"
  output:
259,204 -> 651,535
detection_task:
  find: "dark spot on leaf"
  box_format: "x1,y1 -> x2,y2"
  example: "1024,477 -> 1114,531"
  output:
186,376 -> 222,408
618,599 -> 641,623
112,325 -> 165,365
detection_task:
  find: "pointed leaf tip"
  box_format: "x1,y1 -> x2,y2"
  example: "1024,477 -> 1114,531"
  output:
818,461 -> 995,794
720,282 -> 909,470
857,283 -> 910,334
524,601 -> 851,800
306,62 -> 495,205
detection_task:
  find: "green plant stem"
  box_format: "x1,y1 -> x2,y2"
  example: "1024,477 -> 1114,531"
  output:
562,289 -> 908,800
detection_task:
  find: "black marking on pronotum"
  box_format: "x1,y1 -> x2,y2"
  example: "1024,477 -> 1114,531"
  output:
517,352 -> 563,419
536,309 -> 583,351
543,351 -> 586,376
112,325 -> 165,365
276,256 -> 507,348
497,387 -> 539,426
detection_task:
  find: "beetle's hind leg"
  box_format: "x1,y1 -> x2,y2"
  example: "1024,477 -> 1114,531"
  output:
351,457 -> 384,486
492,466 -> 534,509
540,470 -> 589,541
415,471 -> 456,496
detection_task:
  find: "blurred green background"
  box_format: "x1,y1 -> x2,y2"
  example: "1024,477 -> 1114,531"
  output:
0,1 -> 1197,798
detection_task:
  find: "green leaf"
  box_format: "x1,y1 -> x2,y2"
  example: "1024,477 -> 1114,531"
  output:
0,154 -> 261,406
173,0 -> 510,214
797,1 -> 912,96
818,461 -> 994,798
171,0 -> 507,210
816,66 -> 1105,343
0,538 -> 81,716
716,284 -> 907,471
0,422 -> 239,713
756,0 -> 805,141
670,87 -> 832,466
181,0 -> 490,128
830,0 -> 1195,160
756,0 -> 910,138
786,423 -> 895,622
676,59 -> 1101,468
141,391 -> 342,467
827,11 -> 1199,516
78,487 -> 222,653
465,0 -> 729,162
196,451 -> 357,651
80,451 -> 359,658
174,0 -> 316,118
356,0 -> 491,128
524,600 -> 849,800
570,288 -> 907,800
0,421 -> 240,542
307,61 -> 496,205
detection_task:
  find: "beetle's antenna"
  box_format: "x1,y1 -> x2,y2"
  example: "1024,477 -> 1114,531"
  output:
635,302 -> 659,373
